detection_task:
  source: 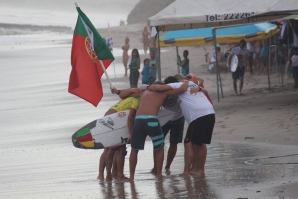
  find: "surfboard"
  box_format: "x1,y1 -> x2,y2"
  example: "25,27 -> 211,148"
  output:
230,54 -> 238,72
72,109 -> 175,149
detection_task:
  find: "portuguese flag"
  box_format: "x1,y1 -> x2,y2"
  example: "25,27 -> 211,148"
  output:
68,7 -> 114,107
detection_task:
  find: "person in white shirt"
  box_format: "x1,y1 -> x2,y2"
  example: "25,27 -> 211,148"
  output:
228,39 -> 251,96
246,41 -> 255,74
148,76 -> 215,176
291,47 -> 298,88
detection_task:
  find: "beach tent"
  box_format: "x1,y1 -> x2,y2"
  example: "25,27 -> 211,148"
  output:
149,0 -> 298,101
159,23 -> 278,47
149,0 -> 298,31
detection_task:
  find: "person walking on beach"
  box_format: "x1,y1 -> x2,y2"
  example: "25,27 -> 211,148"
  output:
148,50 -> 157,85
129,81 -> 189,181
177,50 -> 190,76
228,39 -> 250,96
291,47 -> 298,88
141,58 -> 150,84
148,76 -> 215,176
142,27 -> 150,54
128,49 -> 140,88
122,37 -> 130,77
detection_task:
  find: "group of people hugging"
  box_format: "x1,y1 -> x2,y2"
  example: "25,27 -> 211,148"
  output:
97,73 -> 215,182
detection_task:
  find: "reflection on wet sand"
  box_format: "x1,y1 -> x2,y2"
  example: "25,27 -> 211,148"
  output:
97,141 -> 298,199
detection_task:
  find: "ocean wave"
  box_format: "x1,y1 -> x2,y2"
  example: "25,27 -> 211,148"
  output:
0,23 -> 72,35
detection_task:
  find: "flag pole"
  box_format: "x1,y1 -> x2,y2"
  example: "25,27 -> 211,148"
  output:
75,2 -> 113,88
108,22 -> 117,78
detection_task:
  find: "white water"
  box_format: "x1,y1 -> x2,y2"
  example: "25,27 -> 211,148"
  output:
0,0 -> 139,32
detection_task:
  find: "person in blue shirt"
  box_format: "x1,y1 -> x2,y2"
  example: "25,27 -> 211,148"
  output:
141,58 -> 150,84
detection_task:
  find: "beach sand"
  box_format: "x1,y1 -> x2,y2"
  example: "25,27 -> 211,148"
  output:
0,23 -> 298,199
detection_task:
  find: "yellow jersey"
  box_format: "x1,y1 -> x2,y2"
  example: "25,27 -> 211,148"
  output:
109,97 -> 140,112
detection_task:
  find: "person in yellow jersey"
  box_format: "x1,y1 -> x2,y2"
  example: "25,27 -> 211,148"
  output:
98,88 -> 140,182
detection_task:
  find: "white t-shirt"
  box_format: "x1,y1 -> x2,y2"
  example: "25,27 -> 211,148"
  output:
291,54 -> 298,67
246,42 -> 255,52
230,46 -> 250,68
168,81 -> 215,124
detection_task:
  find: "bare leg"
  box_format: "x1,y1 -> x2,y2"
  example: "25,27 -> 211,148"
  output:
164,143 -> 177,172
112,151 -> 118,178
98,148 -> 109,180
151,149 -> 157,174
129,149 -> 138,181
233,80 -> 238,95
190,144 -> 196,172
117,145 -> 128,181
239,77 -> 244,95
105,150 -> 116,181
192,144 -> 207,175
180,142 -> 193,176
155,147 -> 165,180
123,55 -> 128,77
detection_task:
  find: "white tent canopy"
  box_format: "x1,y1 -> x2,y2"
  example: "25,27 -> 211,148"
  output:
149,0 -> 298,31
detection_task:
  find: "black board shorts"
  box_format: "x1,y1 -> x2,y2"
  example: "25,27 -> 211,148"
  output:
232,66 -> 245,80
162,116 -> 185,144
184,114 -> 215,145
131,116 -> 164,151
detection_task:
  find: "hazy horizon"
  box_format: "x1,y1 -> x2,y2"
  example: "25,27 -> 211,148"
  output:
0,0 -> 139,28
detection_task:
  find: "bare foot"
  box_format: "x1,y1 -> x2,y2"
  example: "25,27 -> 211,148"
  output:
150,168 -> 157,175
190,170 -> 204,176
129,176 -> 134,182
117,175 -> 129,182
234,92 -> 239,96
179,172 -> 190,177
165,167 -> 171,174
112,172 -> 117,179
97,174 -> 104,181
106,175 -> 113,182
156,174 -> 165,180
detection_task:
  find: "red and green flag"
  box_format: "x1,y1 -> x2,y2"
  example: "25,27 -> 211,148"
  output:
68,7 -> 114,107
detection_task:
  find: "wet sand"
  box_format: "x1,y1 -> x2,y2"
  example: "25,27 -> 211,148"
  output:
0,27 -> 298,198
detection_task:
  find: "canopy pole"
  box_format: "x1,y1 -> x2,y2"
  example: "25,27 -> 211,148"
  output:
176,46 -> 180,74
157,30 -> 161,81
267,34 -> 271,91
279,30 -> 284,85
212,28 -> 223,102
75,2 -> 113,88
275,34 -> 281,84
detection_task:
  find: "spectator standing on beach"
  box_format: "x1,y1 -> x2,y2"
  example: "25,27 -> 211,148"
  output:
122,37 -> 130,77
177,50 -> 190,76
254,40 -> 262,71
208,47 -> 227,73
246,41 -> 255,74
148,50 -> 157,85
142,27 -> 150,54
291,47 -> 298,88
228,39 -> 250,96
128,49 -> 140,88
260,39 -> 269,73
141,58 -> 150,85
148,36 -> 155,52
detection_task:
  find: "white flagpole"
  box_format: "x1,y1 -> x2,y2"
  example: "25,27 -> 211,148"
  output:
108,22 -> 116,78
75,3 -> 113,88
